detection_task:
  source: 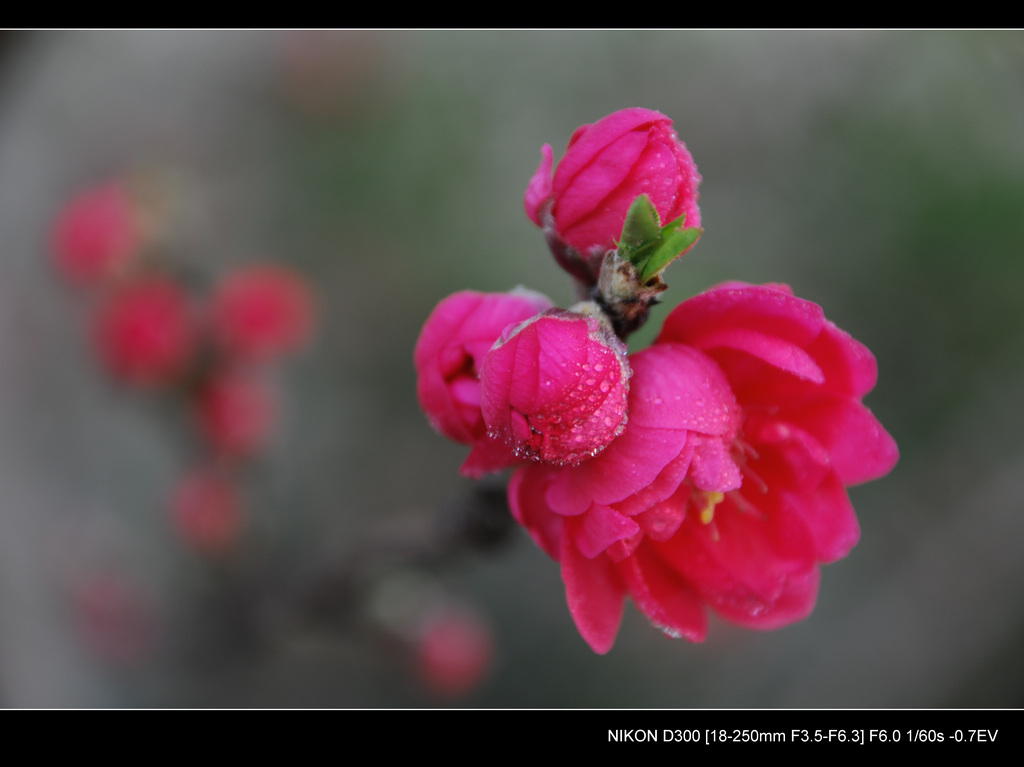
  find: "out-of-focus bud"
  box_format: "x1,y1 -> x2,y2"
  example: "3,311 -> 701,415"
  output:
71,571 -> 154,667
416,606 -> 493,699
92,277 -> 195,387
171,468 -> 243,552
194,370 -> 276,458
210,265 -> 315,362
52,179 -> 142,287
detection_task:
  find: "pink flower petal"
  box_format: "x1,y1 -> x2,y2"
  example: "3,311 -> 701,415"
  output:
551,108 -> 667,201
711,567 -> 820,631
508,466 -> 564,560
688,434 -> 743,493
628,344 -> 741,436
659,283 -> 824,353
544,424 -> 690,515
557,130 -> 650,241
808,321 -> 879,398
617,546 -> 707,642
784,395 -> 900,486
523,144 -> 553,226
791,473 -> 861,563
658,495 -> 818,626
571,506 -> 640,560
695,326 -> 825,383
561,539 -> 626,655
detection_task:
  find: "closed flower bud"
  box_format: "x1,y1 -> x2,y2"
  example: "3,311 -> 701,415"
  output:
479,306 -> 631,466
525,108 -> 701,283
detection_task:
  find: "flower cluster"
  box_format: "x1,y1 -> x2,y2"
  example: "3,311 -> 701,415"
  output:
416,109 -> 898,653
53,176 -> 315,553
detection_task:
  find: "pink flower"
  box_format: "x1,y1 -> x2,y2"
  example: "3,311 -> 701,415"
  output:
479,309 -> 631,466
210,265 -> 315,362
508,283 -> 898,653
92,277 -> 196,387
171,468 -> 243,552
525,108 -> 702,282
414,289 -> 552,477
194,370 -> 276,458
52,180 -> 142,286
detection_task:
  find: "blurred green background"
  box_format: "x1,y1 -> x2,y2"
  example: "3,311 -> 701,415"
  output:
0,30 -> 1022,707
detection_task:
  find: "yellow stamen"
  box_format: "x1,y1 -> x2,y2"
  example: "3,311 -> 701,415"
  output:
696,491 -> 725,525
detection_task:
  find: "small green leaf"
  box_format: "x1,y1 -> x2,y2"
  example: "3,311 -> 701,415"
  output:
618,194 -> 662,251
661,212 -> 687,234
638,227 -> 703,283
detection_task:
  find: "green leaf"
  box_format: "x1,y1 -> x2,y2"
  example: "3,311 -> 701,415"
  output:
637,227 -> 703,283
661,212 -> 687,235
618,194 -> 662,251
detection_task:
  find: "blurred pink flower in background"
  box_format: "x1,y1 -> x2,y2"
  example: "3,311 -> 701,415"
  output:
92,277 -> 196,387
51,179 -> 142,287
210,265 -> 315,362
194,369 -> 276,458
71,571 -> 154,667
416,606 -> 494,698
171,468 -> 243,553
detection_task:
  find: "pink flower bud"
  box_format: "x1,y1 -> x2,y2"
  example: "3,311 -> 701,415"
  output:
414,289 -> 553,447
92,277 -> 196,387
52,180 -> 142,287
525,108 -> 702,281
194,370 -> 276,458
171,468 -> 243,552
479,308 -> 631,466
210,265 -> 315,362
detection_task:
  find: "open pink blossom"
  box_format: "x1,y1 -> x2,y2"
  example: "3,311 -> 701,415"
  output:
414,289 -> 552,476
211,265 -> 315,362
92,276 -> 196,387
52,179 -> 141,287
479,309 -> 631,466
525,108 -> 702,282
508,283 -> 898,653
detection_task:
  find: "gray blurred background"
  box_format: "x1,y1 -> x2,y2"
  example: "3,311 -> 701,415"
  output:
0,30 -> 1022,707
